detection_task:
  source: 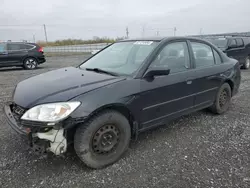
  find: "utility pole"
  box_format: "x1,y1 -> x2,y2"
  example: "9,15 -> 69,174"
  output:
142,24 -> 146,37
43,24 -> 48,43
126,27 -> 129,39
199,28 -> 203,36
33,34 -> 36,43
174,27 -> 177,36
156,30 -> 159,36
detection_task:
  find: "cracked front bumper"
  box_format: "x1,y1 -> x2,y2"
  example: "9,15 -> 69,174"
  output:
4,103 -> 67,155
4,103 -> 26,135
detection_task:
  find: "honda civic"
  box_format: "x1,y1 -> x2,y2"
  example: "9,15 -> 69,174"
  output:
4,37 -> 241,169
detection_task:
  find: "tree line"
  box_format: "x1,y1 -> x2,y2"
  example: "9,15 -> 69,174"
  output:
37,37 -> 126,46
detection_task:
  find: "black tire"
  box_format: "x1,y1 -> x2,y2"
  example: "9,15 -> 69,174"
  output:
242,56 -> 250,70
23,57 -> 38,70
209,83 -> 232,114
74,110 -> 131,169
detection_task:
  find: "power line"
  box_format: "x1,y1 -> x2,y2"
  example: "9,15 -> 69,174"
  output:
0,24 -> 42,27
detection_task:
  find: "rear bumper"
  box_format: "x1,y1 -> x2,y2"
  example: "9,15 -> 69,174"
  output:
3,103 -> 26,135
38,57 -> 46,64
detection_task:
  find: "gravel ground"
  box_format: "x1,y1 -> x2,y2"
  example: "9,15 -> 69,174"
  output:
0,55 -> 250,188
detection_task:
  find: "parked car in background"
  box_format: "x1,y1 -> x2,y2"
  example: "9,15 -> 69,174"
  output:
206,36 -> 250,69
4,37 -> 241,169
91,49 -> 100,55
0,42 -> 46,70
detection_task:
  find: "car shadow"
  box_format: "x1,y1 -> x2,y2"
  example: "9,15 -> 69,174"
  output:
129,110 -> 213,148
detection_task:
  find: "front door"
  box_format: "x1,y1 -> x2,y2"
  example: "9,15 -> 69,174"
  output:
0,43 -> 8,65
136,41 -> 196,130
7,43 -> 27,65
226,39 -> 242,62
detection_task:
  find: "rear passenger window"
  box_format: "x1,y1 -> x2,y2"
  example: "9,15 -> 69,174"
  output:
213,49 -> 222,64
190,42 -> 215,68
7,44 -> 21,51
236,39 -> 244,47
150,42 -> 190,74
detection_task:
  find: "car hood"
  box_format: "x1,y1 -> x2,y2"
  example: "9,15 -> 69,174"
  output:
13,67 -> 125,108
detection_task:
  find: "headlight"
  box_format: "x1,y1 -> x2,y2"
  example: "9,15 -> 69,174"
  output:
21,102 -> 81,122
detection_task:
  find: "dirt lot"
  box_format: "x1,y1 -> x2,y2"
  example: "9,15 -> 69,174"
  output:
1,55 -> 250,188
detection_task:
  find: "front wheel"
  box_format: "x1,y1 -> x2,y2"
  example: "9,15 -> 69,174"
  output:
23,57 -> 38,70
209,83 -> 232,114
242,56 -> 250,70
74,110 -> 131,169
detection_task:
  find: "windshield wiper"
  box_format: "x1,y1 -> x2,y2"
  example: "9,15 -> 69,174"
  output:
85,68 -> 118,76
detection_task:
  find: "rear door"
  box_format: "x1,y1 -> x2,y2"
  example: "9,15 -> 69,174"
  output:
7,43 -> 28,65
235,38 -> 246,64
226,39 -> 241,61
0,43 -> 8,65
188,40 -> 225,107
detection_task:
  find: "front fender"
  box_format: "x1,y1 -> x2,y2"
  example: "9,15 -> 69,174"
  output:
64,93 -> 137,130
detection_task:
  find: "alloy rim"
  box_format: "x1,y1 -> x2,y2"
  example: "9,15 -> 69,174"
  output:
25,59 -> 37,69
245,58 -> 250,68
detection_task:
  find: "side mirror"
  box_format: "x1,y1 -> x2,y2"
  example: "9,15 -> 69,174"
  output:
144,67 -> 170,78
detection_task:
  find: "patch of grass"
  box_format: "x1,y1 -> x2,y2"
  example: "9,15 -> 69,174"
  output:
37,37 -> 126,47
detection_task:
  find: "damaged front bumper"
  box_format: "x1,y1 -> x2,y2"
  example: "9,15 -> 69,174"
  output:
4,103 -> 67,155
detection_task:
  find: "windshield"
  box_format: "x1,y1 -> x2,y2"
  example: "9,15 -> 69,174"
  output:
80,41 -> 159,76
206,38 -> 228,48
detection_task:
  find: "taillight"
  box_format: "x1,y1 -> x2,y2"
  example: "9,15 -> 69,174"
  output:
38,47 -> 43,53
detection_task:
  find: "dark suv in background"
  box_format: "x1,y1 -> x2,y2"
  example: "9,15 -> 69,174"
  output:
0,42 -> 46,70
206,36 -> 250,69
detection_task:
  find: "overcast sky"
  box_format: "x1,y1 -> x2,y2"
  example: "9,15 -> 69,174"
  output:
0,0 -> 249,42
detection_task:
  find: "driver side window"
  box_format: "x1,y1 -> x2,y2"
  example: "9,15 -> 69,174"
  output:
149,42 -> 190,74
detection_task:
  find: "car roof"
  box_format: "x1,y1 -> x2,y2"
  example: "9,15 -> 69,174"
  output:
0,42 -> 36,45
205,36 -> 250,39
119,36 -> 207,42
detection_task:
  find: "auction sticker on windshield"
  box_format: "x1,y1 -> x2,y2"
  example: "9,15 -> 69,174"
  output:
134,41 -> 154,45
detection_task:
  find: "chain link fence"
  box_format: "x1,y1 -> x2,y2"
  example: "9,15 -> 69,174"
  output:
43,43 -> 111,54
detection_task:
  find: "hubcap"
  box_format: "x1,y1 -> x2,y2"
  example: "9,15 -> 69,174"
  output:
92,125 -> 120,155
219,89 -> 228,108
245,58 -> 250,68
25,59 -> 37,69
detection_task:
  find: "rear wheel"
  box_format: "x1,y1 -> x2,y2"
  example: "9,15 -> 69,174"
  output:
74,110 -> 131,169
209,83 -> 232,114
23,57 -> 38,70
242,56 -> 250,70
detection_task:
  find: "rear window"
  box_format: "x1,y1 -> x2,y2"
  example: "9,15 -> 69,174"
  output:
236,39 -> 244,47
7,43 -> 35,51
23,44 -> 35,50
206,38 -> 228,48
243,38 -> 250,45
8,44 -> 21,51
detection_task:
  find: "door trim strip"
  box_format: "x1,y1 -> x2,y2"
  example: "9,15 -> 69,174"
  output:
142,100 -> 212,125
143,87 -> 218,111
